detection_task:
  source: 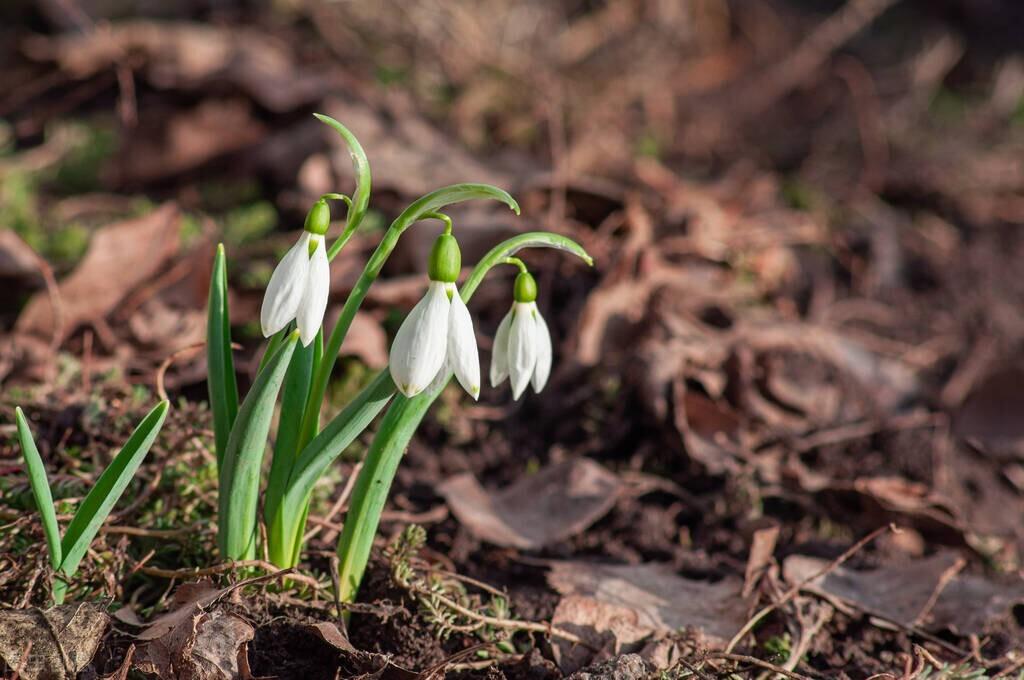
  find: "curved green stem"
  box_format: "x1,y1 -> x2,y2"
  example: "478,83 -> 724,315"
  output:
334,231 -> 591,602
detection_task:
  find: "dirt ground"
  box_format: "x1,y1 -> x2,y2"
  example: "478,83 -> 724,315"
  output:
2,1 -> 1024,678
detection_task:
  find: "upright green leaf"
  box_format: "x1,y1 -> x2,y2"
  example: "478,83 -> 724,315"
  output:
218,330 -> 299,560
267,369 -> 395,567
207,243 -> 239,466
15,408 -> 63,571
60,401 -> 169,579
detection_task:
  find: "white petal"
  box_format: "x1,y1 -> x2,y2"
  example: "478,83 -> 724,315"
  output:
446,287 -> 480,399
531,308 -> 552,393
427,359 -> 451,394
296,236 -> 330,346
389,281 -> 450,397
261,232 -> 311,337
508,302 -> 538,400
489,308 -> 513,387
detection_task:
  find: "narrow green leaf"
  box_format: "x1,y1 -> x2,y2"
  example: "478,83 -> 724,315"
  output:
313,114 -> 373,262
60,401 -> 169,579
264,339 -> 315,531
15,407 -> 63,571
207,243 -> 239,466
218,330 -> 299,560
267,369 -> 395,566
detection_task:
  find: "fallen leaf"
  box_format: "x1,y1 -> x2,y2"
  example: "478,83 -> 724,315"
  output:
782,551 -> 965,628
16,204 -> 181,342
743,522 -> 780,598
547,560 -> 748,671
188,610 -> 254,680
952,365 -> 1024,457
0,603 -> 109,680
928,572 -> 1024,636
438,458 -> 622,550
0,230 -> 42,285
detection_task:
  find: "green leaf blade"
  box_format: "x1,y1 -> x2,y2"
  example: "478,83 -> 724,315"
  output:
15,407 -> 63,571
60,400 -> 169,579
207,243 -> 239,467
218,330 -> 300,560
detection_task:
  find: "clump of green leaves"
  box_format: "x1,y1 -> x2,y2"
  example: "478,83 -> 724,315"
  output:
15,401 -> 168,603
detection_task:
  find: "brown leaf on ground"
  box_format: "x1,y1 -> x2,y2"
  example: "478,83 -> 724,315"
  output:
438,458 -> 621,550
782,551 -> 965,628
0,603 -> 109,680
743,522 -> 780,598
115,100 -> 266,184
15,203 -> 181,342
928,572 -> 1024,636
135,608 -> 254,680
0,229 -> 43,285
24,21 -> 331,112
546,561 -> 748,671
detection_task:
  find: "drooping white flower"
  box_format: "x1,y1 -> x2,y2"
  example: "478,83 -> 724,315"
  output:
490,271 -> 551,400
260,199 -> 333,347
389,233 -> 480,399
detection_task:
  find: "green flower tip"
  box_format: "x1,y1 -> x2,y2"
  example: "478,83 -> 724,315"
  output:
428,233 -> 462,283
513,271 -> 538,303
304,199 -> 331,236
216,242 -> 226,256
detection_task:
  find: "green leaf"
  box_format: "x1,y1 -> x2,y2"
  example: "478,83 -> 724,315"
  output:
313,113 -> 372,262
207,243 -> 239,466
264,338 -> 315,533
267,369 -> 395,567
218,330 -> 299,560
60,400 -> 169,579
15,407 -> 62,571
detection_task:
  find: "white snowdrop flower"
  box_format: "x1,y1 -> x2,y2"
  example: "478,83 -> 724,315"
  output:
260,199 -> 332,346
390,233 -> 480,399
490,271 -> 552,400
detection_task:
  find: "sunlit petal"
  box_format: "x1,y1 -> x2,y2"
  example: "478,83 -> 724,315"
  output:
508,302 -> 538,400
389,281 -> 450,397
531,308 -> 552,393
296,236 -> 329,346
489,308 -> 513,387
447,287 -> 480,399
260,232 -> 311,337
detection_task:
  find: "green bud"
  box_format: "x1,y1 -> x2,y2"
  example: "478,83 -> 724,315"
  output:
303,198 -> 331,236
428,233 -> 461,283
513,271 -> 537,303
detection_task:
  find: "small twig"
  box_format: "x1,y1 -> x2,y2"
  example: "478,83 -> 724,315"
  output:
11,640 -> 32,680
304,462 -> 362,544
725,524 -> 893,653
706,652 -> 814,680
138,560 -> 320,589
156,341 -> 242,401
404,581 -> 592,648
101,523 -> 203,539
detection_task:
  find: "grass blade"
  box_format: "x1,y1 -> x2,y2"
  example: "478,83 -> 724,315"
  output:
218,329 -> 299,560
15,408 -> 63,571
60,400 -> 169,579
207,243 -> 239,466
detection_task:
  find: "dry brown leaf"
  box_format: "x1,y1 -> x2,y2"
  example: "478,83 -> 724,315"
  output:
334,311 -> 388,369
24,21 -> 330,112
16,203 -> 181,342
438,458 -> 621,550
547,560 -> 748,671
0,603 -> 109,680
743,522 -> 780,598
0,229 -> 42,285
135,608 -> 254,680
782,551 -> 965,628
928,572 -> 1024,636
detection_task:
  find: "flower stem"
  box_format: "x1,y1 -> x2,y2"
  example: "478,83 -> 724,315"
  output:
334,231 -> 591,603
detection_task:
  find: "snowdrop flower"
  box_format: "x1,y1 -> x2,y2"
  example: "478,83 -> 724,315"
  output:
260,199 -> 332,346
390,232 -> 480,399
490,271 -> 551,400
